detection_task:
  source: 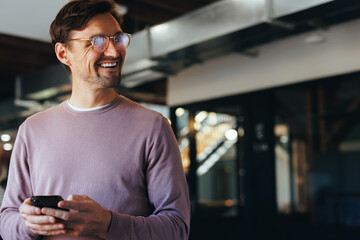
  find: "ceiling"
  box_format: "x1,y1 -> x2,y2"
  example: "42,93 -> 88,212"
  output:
0,0 -> 360,131
0,1 -> 359,90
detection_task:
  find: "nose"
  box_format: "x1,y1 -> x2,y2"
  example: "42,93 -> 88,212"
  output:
103,39 -> 120,58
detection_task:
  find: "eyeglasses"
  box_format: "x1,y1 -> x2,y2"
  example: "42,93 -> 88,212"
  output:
68,32 -> 131,53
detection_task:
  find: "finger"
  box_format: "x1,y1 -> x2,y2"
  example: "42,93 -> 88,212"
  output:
19,198 -> 41,215
25,221 -> 65,232
81,194 -> 91,200
30,228 -> 66,236
21,213 -> 56,224
62,220 -> 82,230
42,208 -> 86,224
42,207 -> 73,221
66,194 -> 87,201
58,200 -> 89,212
53,218 -> 75,226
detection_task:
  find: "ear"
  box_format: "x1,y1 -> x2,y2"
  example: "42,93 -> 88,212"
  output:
55,42 -> 71,67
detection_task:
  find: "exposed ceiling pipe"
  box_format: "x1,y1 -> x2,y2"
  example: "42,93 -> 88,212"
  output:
121,0 -> 334,87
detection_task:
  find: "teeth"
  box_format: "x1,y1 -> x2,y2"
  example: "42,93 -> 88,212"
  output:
100,62 -> 117,68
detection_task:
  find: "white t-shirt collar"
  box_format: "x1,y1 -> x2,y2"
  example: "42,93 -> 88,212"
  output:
66,100 -> 111,112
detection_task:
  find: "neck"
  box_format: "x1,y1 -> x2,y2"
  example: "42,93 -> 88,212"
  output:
69,81 -> 119,108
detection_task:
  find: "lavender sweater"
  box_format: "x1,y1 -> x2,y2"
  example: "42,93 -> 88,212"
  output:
0,96 -> 190,240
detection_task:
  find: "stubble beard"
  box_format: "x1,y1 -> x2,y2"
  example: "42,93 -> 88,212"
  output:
94,59 -> 123,88
77,61 -> 123,88
95,72 -> 121,88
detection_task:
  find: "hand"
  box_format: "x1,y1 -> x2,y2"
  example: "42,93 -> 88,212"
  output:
19,198 -> 66,236
42,194 -> 112,238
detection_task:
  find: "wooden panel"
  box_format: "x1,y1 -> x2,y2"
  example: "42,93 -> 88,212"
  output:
0,33 -> 58,76
118,0 -> 180,24
117,0 -> 221,28
134,0 -> 207,13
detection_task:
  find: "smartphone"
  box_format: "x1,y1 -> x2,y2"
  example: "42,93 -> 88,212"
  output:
31,195 -> 68,211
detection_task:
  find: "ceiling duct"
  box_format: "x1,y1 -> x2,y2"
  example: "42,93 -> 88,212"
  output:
122,0 -> 334,87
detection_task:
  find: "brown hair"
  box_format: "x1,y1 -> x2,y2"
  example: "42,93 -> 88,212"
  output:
50,0 -> 123,73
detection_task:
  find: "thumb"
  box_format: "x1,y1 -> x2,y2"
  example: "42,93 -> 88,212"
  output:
67,194 -> 82,201
67,194 -> 90,201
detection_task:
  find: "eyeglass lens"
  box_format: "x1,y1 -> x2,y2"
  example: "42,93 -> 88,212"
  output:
92,36 -> 107,52
92,33 -> 130,53
114,34 -> 130,49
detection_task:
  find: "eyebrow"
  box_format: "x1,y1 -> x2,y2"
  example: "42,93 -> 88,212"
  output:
88,31 -> 123,39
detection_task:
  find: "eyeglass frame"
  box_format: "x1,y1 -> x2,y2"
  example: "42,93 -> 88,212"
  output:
67,32 -> 131,53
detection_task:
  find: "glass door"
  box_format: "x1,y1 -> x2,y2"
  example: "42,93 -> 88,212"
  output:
195,110 -> 243,217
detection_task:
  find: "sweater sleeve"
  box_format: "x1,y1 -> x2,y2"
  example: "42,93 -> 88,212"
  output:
106,116 -> 190,240
0,124 -> 39,240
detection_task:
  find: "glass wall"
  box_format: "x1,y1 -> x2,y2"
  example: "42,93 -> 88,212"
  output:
274,73 -> 360,228
274,87 -> 308,215
173,72 -> 360,239
174,102 -> 245,218
195,110 -> 240,217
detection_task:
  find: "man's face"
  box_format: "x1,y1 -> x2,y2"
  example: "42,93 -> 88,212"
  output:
66,13 -> 126,88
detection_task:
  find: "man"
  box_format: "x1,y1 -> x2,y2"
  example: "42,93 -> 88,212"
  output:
0,0 -> 190,239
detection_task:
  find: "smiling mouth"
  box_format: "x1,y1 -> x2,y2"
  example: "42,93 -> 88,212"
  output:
98,62 -> 118,68
96,57 -> 121,68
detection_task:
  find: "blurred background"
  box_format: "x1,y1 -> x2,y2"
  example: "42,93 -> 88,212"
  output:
0,0 -> 360,239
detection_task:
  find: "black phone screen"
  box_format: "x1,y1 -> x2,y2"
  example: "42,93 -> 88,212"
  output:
30,195 -> 68,211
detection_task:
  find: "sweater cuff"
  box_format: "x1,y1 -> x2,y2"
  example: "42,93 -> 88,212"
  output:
106,211 -> 131,239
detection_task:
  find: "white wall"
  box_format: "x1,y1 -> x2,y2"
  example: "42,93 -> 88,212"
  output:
0,0 -> 68,42
167,18 -> 360,106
